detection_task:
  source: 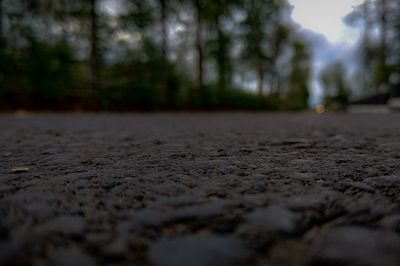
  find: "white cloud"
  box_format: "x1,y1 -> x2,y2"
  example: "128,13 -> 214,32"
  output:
288,0 -> 365,106
289,0 -> 364,44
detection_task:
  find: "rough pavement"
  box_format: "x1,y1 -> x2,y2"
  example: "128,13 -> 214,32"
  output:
1,113 -> 400,266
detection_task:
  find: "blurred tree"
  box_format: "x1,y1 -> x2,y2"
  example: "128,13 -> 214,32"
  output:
28,40 -> 77,108
268,21 -> 291,100
241,0 -> 269,96
158,0 -> 171,105
89,0 -> 100,104
206,0 -> 236,93
155,0 -> 181,107
0,0 -> 313,110
375,0 -> 389,89
345,0 -> 400,96
240,0 -> 292,97
0,0 -> 4,49
320,61 -> 349,110
344,0 -> 375,93
193,0 -> 205,96
387,0 -> 400,96
287,40 -> 311,110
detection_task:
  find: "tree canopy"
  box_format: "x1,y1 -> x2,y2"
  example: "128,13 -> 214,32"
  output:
0,0 -> 313,110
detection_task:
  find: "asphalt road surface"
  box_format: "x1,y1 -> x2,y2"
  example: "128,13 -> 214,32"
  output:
1,113 -> 400,266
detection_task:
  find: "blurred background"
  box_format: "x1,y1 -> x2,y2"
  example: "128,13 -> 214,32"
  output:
0,0 -> 399,111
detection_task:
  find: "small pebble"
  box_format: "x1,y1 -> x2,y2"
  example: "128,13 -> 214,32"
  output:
10,166 -> 30,173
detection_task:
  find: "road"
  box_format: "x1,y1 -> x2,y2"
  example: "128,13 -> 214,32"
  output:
1,113 -> 400,266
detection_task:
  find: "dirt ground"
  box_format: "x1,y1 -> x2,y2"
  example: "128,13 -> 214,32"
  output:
1,113 -> 400,266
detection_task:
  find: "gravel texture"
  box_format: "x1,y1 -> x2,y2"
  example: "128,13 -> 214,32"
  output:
1,112 -> 400,266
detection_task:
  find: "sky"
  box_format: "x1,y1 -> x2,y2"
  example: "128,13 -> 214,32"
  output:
288,0 -> 365,106
289,0 -> 364,44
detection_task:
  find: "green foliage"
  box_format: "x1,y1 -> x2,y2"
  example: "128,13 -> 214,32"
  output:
28,40 -> 77,107
319,61 -> 349,110
0,0 -> 312,111
195,85 -> 273,110
287,40 -> 311,110
97,39 -> 185,110
0,39 -> 78,109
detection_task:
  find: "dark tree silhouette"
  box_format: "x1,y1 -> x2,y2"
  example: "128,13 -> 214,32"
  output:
0,0 -> 313,110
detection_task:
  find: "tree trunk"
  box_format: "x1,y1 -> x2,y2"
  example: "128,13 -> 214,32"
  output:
160,0 -> 168,62
363,0 -> 372,63
194,0 -> 204,93
89,0 -> 99,103
270,25 -> 282,97
0,0 -> 4,49
216,17 -> 228,92
160,0 -> 172,107
379,0 -> 388,85
257,55 -> 264,96
362,0 -> 373,90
